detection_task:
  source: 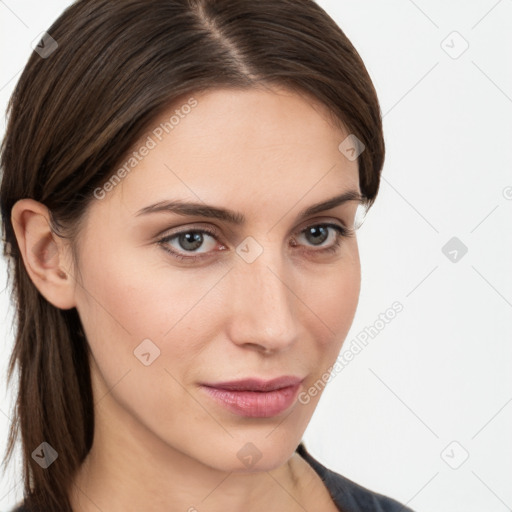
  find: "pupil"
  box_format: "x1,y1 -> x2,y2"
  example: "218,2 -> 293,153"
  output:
179,232 -> 203,251
306,226 -> 328,245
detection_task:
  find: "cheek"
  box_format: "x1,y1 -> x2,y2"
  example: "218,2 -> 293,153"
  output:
300,247 -> 361,350
73,249 -> 212,427
326,263 -> 360,335
75,247 -> 225,376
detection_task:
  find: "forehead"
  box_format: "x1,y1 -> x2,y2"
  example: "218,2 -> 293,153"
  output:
92,86 -> 360,222
155,85 -> 350,151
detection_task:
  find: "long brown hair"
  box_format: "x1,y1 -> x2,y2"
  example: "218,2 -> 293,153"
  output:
0,0 -> 385,510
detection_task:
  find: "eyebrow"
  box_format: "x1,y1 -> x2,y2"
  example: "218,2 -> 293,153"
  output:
135,189 -> 364,224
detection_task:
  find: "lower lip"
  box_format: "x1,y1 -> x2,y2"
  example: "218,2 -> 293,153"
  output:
200,383 -> 301,418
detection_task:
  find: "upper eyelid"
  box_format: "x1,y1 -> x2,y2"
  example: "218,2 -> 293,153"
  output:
159,216 -> 349,237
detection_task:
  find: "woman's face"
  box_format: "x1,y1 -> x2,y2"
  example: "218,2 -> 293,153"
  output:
72,86 -> 362,471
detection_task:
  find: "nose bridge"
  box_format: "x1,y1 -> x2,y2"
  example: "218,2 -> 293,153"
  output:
228,248 -> 299,350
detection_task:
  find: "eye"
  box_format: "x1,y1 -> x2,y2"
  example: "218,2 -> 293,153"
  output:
291,223 -> 354,255
158,227 -> 222,261
295,224 -> 339,246
157,222 -> 354,263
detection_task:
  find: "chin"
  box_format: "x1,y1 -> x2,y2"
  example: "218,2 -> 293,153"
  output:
189,426 -> 306,473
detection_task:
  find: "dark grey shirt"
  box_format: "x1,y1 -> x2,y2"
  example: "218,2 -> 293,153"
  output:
12,442 -> 414,511
297,442 -> 415,511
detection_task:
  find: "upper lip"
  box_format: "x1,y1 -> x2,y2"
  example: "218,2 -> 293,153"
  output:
202,376 -> 303,392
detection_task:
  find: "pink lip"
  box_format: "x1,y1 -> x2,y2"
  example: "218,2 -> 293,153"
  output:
200,376 -> 303,418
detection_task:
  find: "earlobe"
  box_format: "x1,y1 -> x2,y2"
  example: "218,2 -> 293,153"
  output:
11,198 -> 77,310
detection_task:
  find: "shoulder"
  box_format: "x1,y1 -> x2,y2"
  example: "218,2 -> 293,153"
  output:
296,443 -> 415,512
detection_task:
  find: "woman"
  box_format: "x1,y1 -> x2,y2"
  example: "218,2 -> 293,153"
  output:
1,1 -> 414,511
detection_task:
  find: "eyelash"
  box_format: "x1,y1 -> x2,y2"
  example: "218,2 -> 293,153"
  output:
157,223 -> 355,263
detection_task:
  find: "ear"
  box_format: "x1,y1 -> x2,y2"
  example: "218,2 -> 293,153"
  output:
11,198 -> 77,310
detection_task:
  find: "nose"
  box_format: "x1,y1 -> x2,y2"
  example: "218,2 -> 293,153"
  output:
226,252 -> 300,354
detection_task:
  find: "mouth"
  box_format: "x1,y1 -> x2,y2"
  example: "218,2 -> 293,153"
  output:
199,376 -> 304,418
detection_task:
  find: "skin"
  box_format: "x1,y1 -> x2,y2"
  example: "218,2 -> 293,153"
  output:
12,86 -> 363,511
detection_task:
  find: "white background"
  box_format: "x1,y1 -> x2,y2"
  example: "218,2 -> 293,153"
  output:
1,1 -> 511,511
